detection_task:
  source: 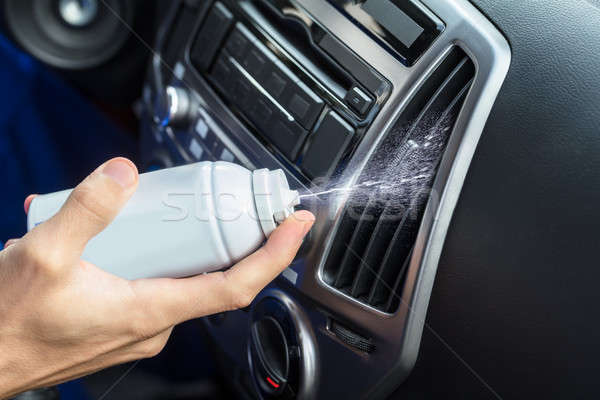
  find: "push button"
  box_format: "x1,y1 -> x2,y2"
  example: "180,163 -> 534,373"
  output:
219,148 -> 235,162
289,94 -> 310,122
190,2 -> 234,71
263,69 -> 288,99
241,83 -> 308,160
345,86 -> 373,116
319,33 -> 387,94
246,96 -> 272,134
189,138 -> 204,160
226,25 -> 251,60
233,78 -> 253,109
208,32 -> 311,162
267,118 -> 308,161
243,37 -> 294,102
252,99 -> 274,127
301,111 -> 354,178
244,48 -> 268,76
195,118 -> 209,140
211,54 -> 235,92
284,81 -> 324,130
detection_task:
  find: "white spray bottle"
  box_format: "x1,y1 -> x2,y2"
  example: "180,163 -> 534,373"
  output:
26,161 -> 300,280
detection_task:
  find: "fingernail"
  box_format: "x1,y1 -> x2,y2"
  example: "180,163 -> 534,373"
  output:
24,194 -> 36,214
101,159 -> 137,188
302,220 -> 314,236
293,210 -> 315,236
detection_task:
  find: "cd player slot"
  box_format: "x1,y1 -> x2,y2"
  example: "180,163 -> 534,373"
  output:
246,0 -> 389,107
247,0 -> 354,101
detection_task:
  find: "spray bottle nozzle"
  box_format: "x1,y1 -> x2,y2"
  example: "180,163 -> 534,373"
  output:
286,190 -> 301,208
252,168 -> 300,236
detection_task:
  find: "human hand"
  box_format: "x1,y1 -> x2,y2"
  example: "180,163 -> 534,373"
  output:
0,158 -> 314,399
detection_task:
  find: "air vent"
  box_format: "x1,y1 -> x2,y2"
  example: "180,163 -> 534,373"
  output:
322,48 -> 475,313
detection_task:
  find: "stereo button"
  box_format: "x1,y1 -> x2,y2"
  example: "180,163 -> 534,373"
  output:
319,33 -> 386,94
244,48 -> 268,77
345,86 -> 373,116
285,81 -> 324,130
302,111 -> 354,178
233,78 -> 253,109
264,69 -> 288,99
219,148 -> 235,163
289,94 -> 310,122
190,2 -> 233,71
211,55 -> 234,92
226,26 -> 250,60
253,99 -> 274,125
269,118 -> 308,160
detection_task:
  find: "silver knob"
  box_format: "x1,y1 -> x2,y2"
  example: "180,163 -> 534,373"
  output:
165,86 -> 191,126
58,0 -> 99,27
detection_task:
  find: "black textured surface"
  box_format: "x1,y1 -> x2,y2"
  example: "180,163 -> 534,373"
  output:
330,320 -> 375,353
392,0 -> 600,398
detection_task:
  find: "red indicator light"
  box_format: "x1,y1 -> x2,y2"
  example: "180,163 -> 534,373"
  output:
266,376 -> 280,388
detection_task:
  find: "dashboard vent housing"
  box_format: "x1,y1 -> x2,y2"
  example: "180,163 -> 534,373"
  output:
322,48 -> 475,313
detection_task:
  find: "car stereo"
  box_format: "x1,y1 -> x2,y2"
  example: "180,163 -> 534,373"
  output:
187,0 -> 392,182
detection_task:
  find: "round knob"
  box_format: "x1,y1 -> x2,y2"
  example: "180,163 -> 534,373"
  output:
250,317 -> 290,397
165,85 -> 192,127
58,0 -> 99,27
249,295 -> 316,399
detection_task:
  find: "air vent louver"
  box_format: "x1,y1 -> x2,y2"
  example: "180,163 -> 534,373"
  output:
322,48 -> 475,313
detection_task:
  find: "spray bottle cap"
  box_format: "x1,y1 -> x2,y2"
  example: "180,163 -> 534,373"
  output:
252,168 -> 300,237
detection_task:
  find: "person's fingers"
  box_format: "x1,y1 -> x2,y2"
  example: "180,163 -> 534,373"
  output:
130,210 -> 315,328
222,210 -> 315,301
3,239 -> 19,249
24,194 -> 36,214
28,158 -> 139,260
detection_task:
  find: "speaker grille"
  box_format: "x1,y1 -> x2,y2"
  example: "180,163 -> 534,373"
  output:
4,0 -> 134,69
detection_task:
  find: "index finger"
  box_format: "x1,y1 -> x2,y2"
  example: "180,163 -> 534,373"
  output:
130,210 -> 315,327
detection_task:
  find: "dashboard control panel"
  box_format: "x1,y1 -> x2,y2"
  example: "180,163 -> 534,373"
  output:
187,0 -> 391,182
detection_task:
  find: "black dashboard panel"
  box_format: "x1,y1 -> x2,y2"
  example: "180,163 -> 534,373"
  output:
187,0 -> 392,184
392,0 -> 600,398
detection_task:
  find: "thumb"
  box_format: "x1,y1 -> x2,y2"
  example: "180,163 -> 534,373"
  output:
30,158 -> 139,258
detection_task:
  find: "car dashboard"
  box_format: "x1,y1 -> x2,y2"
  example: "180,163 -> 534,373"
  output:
5,0 -> 600,397
139,1 -> 509,398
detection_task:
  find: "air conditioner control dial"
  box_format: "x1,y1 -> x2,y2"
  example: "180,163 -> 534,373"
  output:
248,295 -> 315,399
